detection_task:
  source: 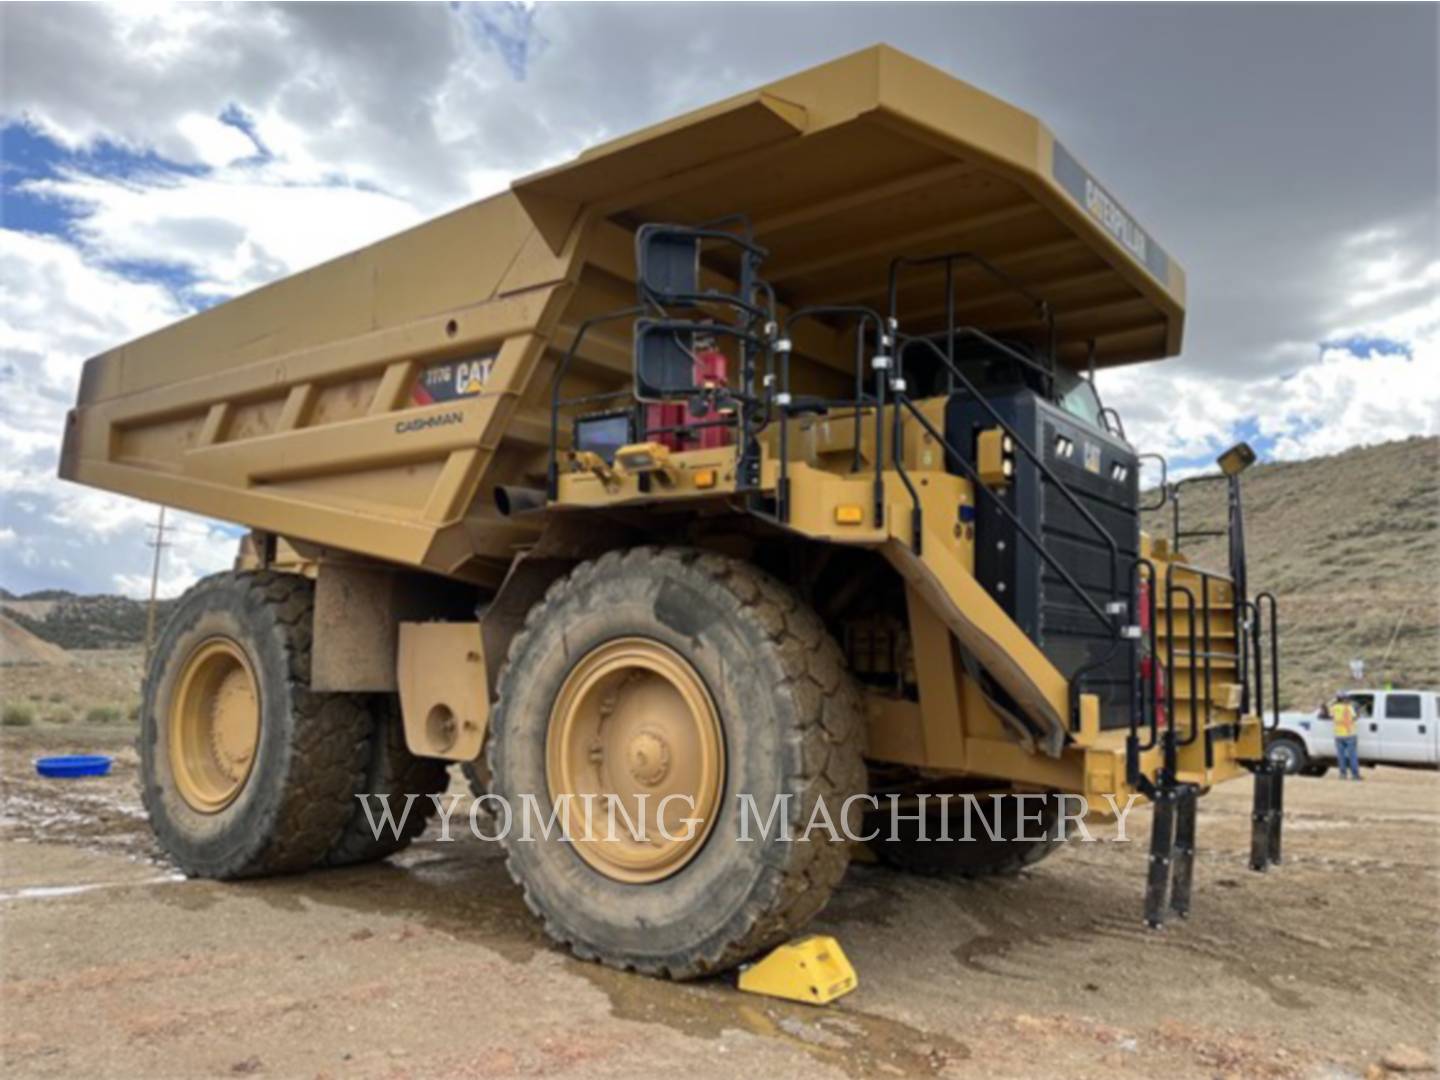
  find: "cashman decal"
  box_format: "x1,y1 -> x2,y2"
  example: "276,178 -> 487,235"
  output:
396,412 -> 464,434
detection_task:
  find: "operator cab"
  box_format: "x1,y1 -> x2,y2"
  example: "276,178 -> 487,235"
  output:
930,336 -> 1142,730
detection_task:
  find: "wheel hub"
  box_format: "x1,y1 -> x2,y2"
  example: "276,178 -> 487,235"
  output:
546,638 -> 724,883
169,638 -> 261,813
626,729 -> 672,787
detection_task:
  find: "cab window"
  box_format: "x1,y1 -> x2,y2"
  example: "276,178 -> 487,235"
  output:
1349,693 -> 1375,718
1384,694 -> 1421,720
1053,368 -> 1105,430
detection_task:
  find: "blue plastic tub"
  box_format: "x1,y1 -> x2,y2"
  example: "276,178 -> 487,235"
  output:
35,754 -> 113,779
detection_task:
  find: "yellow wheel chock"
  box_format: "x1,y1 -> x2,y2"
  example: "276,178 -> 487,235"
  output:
737,935 -> 857,1005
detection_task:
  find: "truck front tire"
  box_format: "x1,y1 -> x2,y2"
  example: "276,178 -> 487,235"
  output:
140,571 -> 370,878
488,547 -> 867,979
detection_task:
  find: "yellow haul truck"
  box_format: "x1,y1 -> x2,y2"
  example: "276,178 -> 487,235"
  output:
60,47 -> 1285,977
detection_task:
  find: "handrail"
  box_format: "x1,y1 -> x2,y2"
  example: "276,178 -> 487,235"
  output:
1199,573 -> 1215,766
633,319 -> 771,403
887,252 -> 1057,391
634,223 -> 773,323
889,387 -> 924,553
918,324 -> 1056,387
1138,453 -> 1168,512
1100,406 -> 1127,440
1169,473 -> 1227,551
779,307 -> 887,518
1135,560 -> 1161,749
1166,580 -> 1202,749
1160,579 -> 1191,777
1256,592 -> 1280,730
1240,599 -> 1262,723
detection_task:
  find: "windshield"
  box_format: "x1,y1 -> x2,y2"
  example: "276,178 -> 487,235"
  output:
1053,367 -> 1106,430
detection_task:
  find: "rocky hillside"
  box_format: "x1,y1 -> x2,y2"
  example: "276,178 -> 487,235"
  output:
1144,436 -> 1439,708
0,613 -> 73,665
0,592 -> 176,651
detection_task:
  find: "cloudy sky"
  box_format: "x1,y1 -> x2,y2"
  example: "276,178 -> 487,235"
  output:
1,2 -> 1436,598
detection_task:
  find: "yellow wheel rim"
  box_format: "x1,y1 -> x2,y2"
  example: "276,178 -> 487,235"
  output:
168,638 -> 261,813
546,638 -> 724,884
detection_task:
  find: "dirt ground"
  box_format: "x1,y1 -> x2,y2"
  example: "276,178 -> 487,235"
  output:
2,719 -> 1437,1080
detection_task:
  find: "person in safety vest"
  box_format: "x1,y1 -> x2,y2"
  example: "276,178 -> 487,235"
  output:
1330,694 -> 1361,780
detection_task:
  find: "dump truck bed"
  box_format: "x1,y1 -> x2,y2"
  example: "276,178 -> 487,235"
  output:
60,45 -> 1184,584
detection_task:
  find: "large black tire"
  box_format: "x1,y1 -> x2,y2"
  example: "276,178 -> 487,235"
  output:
867,793 -> 1066,878
488,547 -> 867,979
140,571 -> 370,879
321,695 -> 450,868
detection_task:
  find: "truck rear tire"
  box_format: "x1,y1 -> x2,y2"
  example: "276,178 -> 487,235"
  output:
321,696 -> 450,868
866,794 -> 1065,877
488,547 -> 867,979
140,571 -> 370,879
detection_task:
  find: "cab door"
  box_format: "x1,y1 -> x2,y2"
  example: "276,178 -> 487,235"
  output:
1379,693 -> 1431,764
1350,692 -> 1380,762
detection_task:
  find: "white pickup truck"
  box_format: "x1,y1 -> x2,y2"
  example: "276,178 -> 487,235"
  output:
1266,690 -> 1440,774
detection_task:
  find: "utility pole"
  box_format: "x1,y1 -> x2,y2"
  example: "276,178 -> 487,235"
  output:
1378,607 -> 1409,688
144,506 -> 170,662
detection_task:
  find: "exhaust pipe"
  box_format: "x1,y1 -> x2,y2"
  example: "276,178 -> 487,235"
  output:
494,485 -> 547,516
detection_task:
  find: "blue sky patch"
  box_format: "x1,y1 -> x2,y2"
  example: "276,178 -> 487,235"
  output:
1320,333 -> 1413,360
1,121 -> 206,241
456,1 -> 540,81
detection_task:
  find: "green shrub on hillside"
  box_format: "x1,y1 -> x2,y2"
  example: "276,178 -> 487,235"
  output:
2,703 -> 36,727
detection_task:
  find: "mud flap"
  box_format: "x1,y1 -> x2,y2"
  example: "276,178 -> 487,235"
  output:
1169,784 -> 1198,919
1143,787 -> 1177,930
1267,766 -> 1284,865
1249,762 -> 1284,871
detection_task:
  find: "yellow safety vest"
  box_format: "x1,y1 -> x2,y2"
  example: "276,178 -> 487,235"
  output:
1332,703 -> 1356,738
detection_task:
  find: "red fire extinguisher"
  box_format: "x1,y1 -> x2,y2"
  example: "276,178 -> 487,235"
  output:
644,341 -> 733,451
689,344 -> 731,451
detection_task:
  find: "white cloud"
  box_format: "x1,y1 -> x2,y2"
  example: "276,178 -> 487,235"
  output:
0,231 -> 235,598
175,113 -> 258,168
25,165 -> 425,298
0,230 -> 183,452
1099,216 -> 1438,472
